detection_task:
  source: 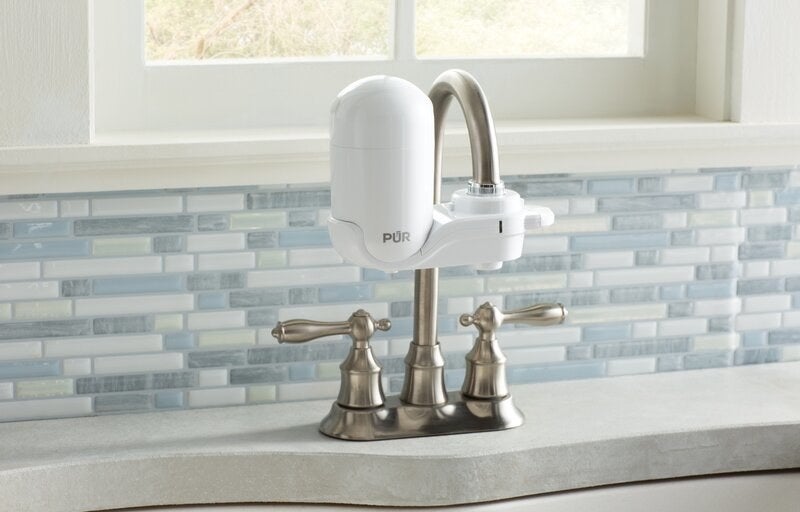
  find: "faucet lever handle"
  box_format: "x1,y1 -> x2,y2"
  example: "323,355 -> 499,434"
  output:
271,309 -> 390,345
459,302 -> 567,338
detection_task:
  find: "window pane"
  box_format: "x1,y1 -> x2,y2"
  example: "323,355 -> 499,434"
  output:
416,0 -> 643,58
146,0 -> 391,61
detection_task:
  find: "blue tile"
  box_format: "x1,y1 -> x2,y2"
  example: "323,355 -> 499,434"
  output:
362,268 -> 391,281
686,280 -> 735,299
570,232 -> 669,251
318,284 -> 372,302
742,331 -> 767,347
165,332 -> 194,350
743,171 -> 787,189
775,188 -> 800,206
714,174 -> 740,191
188,349 -> 245,368
0,360 -> 60,379
445,368 -> 466,389
660,285 -> 685,300
525,180 -> 583,197
735,348 -> 781,365
683,351 -> 733,370
278,229 -> 331,247
13,221 -> 70,238
507,361 -> 606,384
0,240 -> 89,260
93,275 -> 184,295
155,391 -> 184,409
198,292 -> 226,309
587,179 -> 634,195
290,363 -> 316,381
597,195 -> 694,212
582,324 -> 631,342
768,330 -> 800,345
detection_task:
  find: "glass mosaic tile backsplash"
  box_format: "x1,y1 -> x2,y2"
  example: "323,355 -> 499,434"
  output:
0,166 -> 799,422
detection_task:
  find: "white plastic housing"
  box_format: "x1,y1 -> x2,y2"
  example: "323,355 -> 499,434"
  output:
329,76 -> 434,263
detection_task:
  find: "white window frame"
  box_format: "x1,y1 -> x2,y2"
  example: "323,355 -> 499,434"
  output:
94,0 -> 700,133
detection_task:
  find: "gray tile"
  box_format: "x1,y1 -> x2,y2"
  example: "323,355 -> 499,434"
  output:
198,214 -> 229,232
187,272 -> 246,291
609,286 -> 657,303
229,366 -> 289,384
787,277 -> 800,292
670,230 -> 694,246
708,316 -> 734,332
747,225 -> 792,242
566,345 -> 593,360
230,289 -> 285,308
570,232 -> 669,251
247,231 -> 279,248
734,348 -> 781,365
0,320 -> 91,340
696,263 -> 738,280
668,302 -> 693,317
153,235 -> 184,253
247,189 -> 330,209
188,350 -> 247,368
506,361 -> 605,384
524,180 -> 583,197
246,308 -> 279,326
74,216 -> 194,236
278,229 -> 330,247
61,279 -> 91,297
593,337 -> 691,358
379,357 -> 409,375
587,179 -> 634,195
612,214 -> 662,230
288,210 -> 317,227
737,278 -> 783,295
742,171 -> 788,189
248,342 -> 350,364
768,330 -> 800,345
501,254 -> 582,273
288,288 -> 318,304
788,206 -> 800,223
637,177 -> 662,193
77,372 -> 195,394
738,243 -> 785,260
93,316 -> 154,334
318,284 -> 373,303
0,223 -> 10,239
505,289 -> 608,309
597,194 -> 694,212
391,301 -> 413,317
95,394 -> 152,413
683,350 -> 733,370
657,355 -> 683,372
636,250 -> 659,265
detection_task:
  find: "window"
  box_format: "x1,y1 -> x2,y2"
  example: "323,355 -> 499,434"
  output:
94,0 -> 697,133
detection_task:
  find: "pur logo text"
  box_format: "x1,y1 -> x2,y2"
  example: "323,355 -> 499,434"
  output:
383,231 -> 411,243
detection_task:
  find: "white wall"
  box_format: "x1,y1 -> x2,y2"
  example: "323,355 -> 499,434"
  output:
0,0 -> 92,147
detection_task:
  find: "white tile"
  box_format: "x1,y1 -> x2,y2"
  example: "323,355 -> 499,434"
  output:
735,312 -> 782,331
542,215 -> 610,234
44,256 -> 162,277
75,294 -> 194,316
0,383 -> 12,400
569,304 -> 667,324
632,321 -> 657,338
739,208 -> 787,225
92,196 -> 183,216
0,397 -> 92,421
788,242 -> 800,258
0,281 -> 59,301
607,357 -> 656,376
62,358 -> 92,376
695,228 -> 745,245
664,175 -> 714,192
505,346 -> 565,365
288,248 -> 343,267
198,369 -> 228,387
791,169 -> 800,187
499,326 -> 581,347
693,333 -> 738,351
0,262 -> 40,282
662,212 -> 688,229
570,198 -> 596,214
697,191 -> 746,209
0,304 -> 9,320
45,334 -> 163,357
782,344 -> 800,361
595,266 -> 693,286
317,209 -> 331,225
771,259 -> 800,276
711,246 -> 738,262
694,298 -> 741,316
278,302 -> 389,322
688,210 -> 737,227
186,193 -> 244,212
660,247 -> 710,265
187,311 -> 246,330
94,352 -> 184,374
198,252 -> 255,271
447,297 -> 474,315
783,311 -> 800,328
744,261 -> 770,278
486,274 -> 567,293
533,198 -> 570,216
59,199 -> 90,218
0,341 -> 41,360
748,190 -> 774,207
164,254 -> 195,273
0,201 -> 57,219
568,271 -> 594,288
658,318 -> 707,336
522,235 -> 570,254
583,251 -> 635,270
277,380 -> 338,402
437,333 -> 474,352
743,294 -> 792,313
188,387 -> 246,407
369,339 -> 388,357
186,233 -> 245,253
249,266 -> 360,288
389,338 -> 412,356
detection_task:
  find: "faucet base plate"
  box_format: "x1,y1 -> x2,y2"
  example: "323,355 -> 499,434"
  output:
319,391 -> 524,441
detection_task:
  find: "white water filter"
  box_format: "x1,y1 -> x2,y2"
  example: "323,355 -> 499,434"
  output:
329,76 -> 434,263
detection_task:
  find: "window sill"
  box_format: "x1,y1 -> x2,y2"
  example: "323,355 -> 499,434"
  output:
2,116 -> 800,195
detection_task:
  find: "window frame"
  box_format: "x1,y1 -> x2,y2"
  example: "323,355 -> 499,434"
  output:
94,0 -> 700,134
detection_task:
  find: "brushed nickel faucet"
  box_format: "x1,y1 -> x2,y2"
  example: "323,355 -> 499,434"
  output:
272,70 -> 567,440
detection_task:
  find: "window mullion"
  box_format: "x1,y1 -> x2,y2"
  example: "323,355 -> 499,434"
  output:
393,0 -> 415,61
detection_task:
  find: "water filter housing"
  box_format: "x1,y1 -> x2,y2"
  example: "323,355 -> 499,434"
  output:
329,76 -> 434,264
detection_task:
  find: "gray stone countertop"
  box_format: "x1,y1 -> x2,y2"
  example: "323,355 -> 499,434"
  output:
1,362 -> 799,512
